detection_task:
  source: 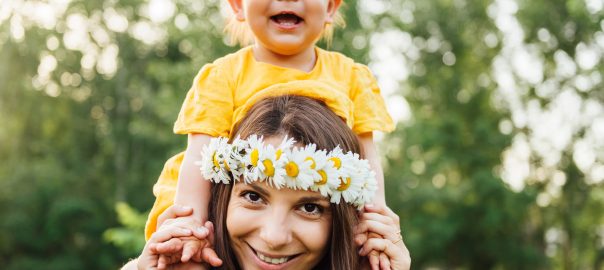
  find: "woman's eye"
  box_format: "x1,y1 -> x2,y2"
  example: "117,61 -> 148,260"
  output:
299,203 -> 322,215
242,191 -> 263,204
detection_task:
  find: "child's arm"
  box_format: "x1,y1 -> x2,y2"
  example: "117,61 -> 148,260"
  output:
358,131 -> 388,268
175,133 -> 213,222
358,132 -> 386,206
156,133 -> 211,265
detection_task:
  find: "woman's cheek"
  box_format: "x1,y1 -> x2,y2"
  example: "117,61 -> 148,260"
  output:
297,217 -> 332,254
226,203 -> 261,236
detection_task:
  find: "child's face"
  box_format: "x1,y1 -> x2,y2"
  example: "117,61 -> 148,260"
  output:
230,0 -> 341,55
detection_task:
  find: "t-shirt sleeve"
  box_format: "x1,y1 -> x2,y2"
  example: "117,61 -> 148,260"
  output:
173,63 -> 234,137
351,64 -> 395,134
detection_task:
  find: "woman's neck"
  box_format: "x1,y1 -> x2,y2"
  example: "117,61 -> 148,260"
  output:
252,44 -> 317,73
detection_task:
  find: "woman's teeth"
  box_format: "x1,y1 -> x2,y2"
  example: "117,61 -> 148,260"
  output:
257,252 -> 290,265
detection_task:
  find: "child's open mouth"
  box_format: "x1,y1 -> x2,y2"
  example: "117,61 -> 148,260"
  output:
270,12 -> 303,28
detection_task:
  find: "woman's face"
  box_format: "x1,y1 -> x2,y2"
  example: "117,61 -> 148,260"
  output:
226,179 -> 332,270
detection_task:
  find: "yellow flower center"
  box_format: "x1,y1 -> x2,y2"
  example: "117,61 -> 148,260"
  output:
337,177 -> 351,191
316,170 -> 328,185
212,152 -> 220,168
285,161 -> 299,177
329,157 -> 342,169
263,159 -> 275,177
305,157 -> 316,169
250,149 -> 259,167
276,149 -> 283,160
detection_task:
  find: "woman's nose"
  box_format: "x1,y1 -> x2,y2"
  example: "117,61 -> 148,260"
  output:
259,210 -> 292,249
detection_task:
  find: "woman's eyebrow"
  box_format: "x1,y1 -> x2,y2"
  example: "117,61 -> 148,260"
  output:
297,196 -> 329,204
248,183 -> 270,197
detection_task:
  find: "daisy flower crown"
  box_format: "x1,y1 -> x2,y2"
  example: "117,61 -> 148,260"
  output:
196,135 -> 378,208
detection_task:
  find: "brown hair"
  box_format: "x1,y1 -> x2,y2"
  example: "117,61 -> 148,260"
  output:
209,95 -> 361,269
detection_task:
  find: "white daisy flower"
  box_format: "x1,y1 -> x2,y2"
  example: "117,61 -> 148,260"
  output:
283,145 -> 316,190
260,143 -> 287,188
197,135 -> 378,208
310,149 -> 340,197
227,137 -> 248,180
329,151 -> 363,204
198,137 -> 231,184
242,135 -> 265,183
276,136 -> 296,161
353,159 -> 378,208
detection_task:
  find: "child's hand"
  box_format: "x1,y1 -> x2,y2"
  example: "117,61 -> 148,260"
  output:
155,219 -> 222,269
355,204 -> 411,270
152,205 -> 223,269
156,215 -> 204,269
137,223 -> 195,270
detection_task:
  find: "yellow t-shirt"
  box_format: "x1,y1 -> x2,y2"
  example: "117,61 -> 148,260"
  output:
144,46 -> 394,239
173,46 -> 394,136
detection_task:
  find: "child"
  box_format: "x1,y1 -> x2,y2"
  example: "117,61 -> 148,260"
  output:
145,0 -> 394,264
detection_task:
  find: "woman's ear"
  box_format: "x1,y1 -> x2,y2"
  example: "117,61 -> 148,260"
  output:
325,0 -> 343,23
227,0 -> 246,21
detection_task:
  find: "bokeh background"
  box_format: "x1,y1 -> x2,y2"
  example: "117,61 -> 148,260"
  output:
1,0 -> 603,269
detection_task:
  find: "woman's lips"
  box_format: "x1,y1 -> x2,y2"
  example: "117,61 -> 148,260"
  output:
246,242 -> 301,270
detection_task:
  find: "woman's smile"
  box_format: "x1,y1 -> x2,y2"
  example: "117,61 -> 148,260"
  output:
245,241 -> 304,269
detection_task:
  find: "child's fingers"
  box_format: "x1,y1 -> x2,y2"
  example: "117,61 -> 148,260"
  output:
379,253 -> 391,270
205,221 -> 215,245
149,227 -> 192,244
202,247 -> 223,267
157,205 -> 194,228
155,238 -> 184,254
364,204 -> 387,214
191,226 -> 209,240
365,204 -> 401,227
181,239 -> 201,262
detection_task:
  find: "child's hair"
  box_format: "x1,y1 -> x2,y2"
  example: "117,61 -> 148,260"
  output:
221,2 -> 346,47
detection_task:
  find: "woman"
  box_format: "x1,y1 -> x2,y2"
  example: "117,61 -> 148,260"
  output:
125,95 -> 410,269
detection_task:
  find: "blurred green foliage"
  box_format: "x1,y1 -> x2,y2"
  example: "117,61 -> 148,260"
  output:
0,0 -> 602,269
104,202 -> 147,258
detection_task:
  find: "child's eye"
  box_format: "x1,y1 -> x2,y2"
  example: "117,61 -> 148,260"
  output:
242,191 -> 263,204
298,203 -> 323,216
